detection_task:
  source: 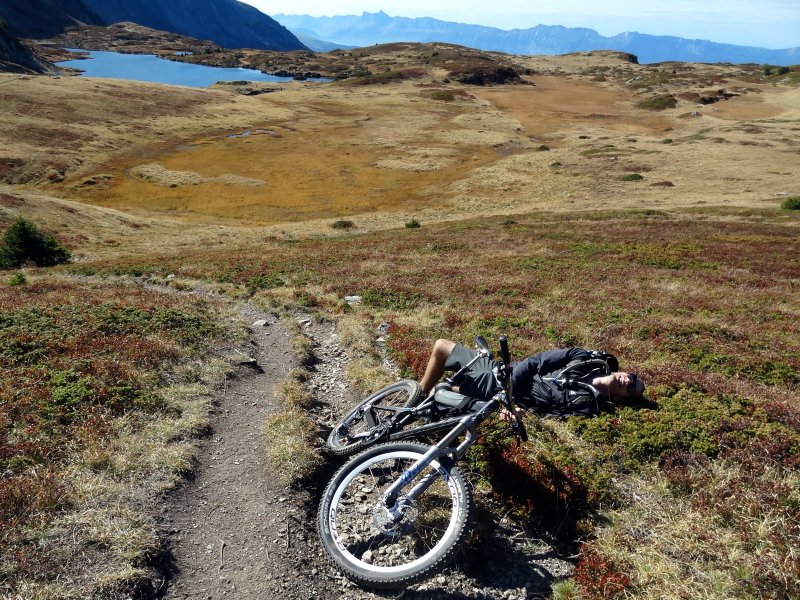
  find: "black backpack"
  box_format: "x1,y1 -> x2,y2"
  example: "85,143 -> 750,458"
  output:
536,351 -> 619,417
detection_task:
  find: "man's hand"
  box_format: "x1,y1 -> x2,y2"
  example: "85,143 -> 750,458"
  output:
499,405 -> 526,424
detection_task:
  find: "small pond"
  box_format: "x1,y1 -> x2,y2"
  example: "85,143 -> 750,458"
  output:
58,50 -> 328,88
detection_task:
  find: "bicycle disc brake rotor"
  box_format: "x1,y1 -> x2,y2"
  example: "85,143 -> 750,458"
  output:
372,497 -> 418,537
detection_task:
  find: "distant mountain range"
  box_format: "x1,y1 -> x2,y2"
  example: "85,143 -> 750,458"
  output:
0,0 -> 307,51
275,11 -> 799,66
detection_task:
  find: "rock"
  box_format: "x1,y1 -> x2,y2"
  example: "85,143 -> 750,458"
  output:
344,295 -> 362,304
252,319 -> 268,327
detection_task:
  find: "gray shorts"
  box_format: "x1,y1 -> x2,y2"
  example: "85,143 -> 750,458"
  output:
444,344 -> 500,399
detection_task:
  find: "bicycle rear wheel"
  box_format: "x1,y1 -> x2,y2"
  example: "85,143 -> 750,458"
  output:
318,441 -> 472,589
326,380 -> 422,457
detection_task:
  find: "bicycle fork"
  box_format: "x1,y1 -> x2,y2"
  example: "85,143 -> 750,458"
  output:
380,400 -> 497,520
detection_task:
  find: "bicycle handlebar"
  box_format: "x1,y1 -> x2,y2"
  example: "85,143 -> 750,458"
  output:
499,335 -> 511,366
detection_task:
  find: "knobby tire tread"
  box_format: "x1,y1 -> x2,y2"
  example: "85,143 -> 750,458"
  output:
317,441 -> 473,590
326,380 -> 422,457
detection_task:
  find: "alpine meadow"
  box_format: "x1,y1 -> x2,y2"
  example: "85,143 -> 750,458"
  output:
1,23 -> 799,600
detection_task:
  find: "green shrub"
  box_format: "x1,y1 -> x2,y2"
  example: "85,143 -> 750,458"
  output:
47,370 -> 95,418
781,197 -> 800,210
331,219 -> 355,230
362,287 -> 422,310
8,272 -> 26,286
428,89 -> 455,102
245,273 -> 285,295
0,217 -> 71,269
637,95 -> 678,111
621,173 -> 644,181
405,218 -> 421,229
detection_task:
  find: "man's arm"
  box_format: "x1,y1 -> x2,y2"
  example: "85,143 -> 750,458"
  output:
511,348 -> 591,404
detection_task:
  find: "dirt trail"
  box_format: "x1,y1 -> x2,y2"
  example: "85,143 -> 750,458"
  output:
157,304 -> 572,599
158,304 -> 322,600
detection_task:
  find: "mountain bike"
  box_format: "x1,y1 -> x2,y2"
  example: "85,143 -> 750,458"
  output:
317,336 -> 528,589
326,336 -> 524,457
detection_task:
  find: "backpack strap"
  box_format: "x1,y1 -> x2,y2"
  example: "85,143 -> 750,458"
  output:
589,351 -> 619,373
556,358 -> 612,383
545,356 -> 615,415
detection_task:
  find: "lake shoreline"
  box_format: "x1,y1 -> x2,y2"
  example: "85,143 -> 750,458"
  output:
56,49 -> 330,88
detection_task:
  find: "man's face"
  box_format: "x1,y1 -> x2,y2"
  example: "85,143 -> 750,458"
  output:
609,372 -> 643,399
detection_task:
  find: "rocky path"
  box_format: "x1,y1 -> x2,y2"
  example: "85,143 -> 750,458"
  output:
157,304 -> 315,600
157,303 -> 572,600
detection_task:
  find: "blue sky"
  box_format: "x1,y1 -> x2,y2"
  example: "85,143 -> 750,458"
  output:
244,1 -> 799,49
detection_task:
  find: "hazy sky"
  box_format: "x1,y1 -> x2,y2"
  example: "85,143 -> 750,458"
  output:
243,1 -> 799,49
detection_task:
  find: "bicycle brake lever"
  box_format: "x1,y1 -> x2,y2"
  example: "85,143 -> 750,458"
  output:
508,411 -> 528,445
514,417 -> 529,444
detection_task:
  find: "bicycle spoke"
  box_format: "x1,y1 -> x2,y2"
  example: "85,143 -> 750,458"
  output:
330,456 -> 456,568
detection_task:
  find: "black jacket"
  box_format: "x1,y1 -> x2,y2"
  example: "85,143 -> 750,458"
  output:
511,348 -> 602,412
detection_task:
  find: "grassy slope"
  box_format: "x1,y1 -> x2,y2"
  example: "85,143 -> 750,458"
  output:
1,47 -> 799,598
70,205 -> 800,599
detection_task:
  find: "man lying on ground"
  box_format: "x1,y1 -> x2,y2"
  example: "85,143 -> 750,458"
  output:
419,339 -> 645,417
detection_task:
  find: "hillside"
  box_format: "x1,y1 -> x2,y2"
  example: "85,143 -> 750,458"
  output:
0,0 -> 103,39
275,11 -> 800,65
0,21 -> 56,73
3,43 -> 796,230
0,0 -> 307,51
0,43 -> 799,599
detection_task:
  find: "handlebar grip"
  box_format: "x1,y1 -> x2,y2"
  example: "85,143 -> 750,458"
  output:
499,335 -> 511,366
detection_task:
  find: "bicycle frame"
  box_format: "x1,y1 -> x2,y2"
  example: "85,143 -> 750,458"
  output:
381,394 -> 501,513
347,345 -> 496,442
378,335 -> 525,514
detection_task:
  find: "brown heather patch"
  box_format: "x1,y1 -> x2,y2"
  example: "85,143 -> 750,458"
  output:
573,542 -> 632,599
0,276 -> 229,597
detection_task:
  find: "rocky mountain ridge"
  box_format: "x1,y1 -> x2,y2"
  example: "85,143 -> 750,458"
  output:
0,21 -> 55,74
276,11 -> 800,65
0,0 -> 306,52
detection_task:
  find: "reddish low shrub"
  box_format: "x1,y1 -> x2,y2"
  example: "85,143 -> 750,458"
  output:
573,542 -> 632,599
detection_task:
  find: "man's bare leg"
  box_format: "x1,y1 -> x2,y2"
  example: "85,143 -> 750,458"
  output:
419,339 -> 456,394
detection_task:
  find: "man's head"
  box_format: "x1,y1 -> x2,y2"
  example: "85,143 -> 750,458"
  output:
594,372 -> 645,401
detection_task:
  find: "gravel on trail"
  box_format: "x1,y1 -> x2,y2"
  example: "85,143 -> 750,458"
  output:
156,303 -> 573,600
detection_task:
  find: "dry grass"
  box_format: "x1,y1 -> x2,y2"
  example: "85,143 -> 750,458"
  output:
262,410 -> 322,486
1,45 -> 799,598
593,476 -> 751,600
278,368 -> 314,409
3,50 -> 797,247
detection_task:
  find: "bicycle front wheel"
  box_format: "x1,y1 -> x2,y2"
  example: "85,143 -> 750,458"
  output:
326,380 -> 422,457
318,441 -> 472,589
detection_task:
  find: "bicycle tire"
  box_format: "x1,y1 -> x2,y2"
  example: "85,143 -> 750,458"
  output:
318,441 -> 472,589
326,380 -> 422,457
